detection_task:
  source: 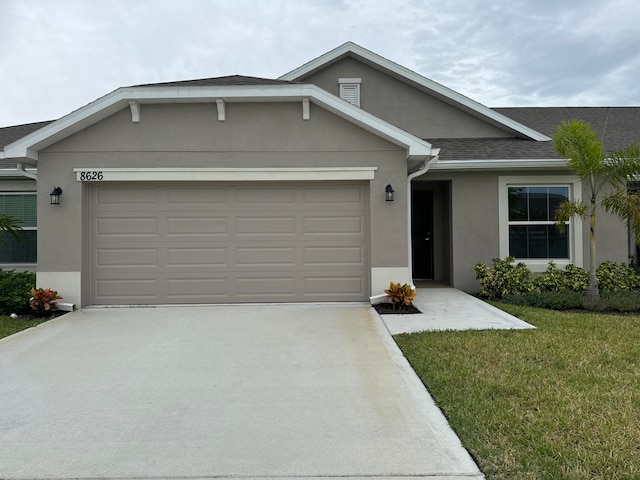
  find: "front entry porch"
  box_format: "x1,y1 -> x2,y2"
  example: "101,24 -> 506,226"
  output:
411,180 -> 452,286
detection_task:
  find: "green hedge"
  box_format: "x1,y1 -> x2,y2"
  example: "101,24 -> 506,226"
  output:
474,258 -> 640,300
0,269 -> 36,315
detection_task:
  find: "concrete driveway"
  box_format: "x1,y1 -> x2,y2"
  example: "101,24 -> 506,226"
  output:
0,304 -> 483,479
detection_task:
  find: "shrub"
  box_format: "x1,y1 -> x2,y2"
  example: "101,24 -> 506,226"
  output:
384,282 -> 416,310
532,261 -> 589,294
599,290 -> 640,312
596,261 -> 640,293
0,269 -> 36,315
29,288 -> 63,316
472,257 -> 534,299
503,291 -> 585,310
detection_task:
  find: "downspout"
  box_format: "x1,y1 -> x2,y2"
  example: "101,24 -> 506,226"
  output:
369,153 -> 438,305
406,159 -> 433,289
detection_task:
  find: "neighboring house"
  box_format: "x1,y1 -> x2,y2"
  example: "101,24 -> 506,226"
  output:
1,42 -> 638,307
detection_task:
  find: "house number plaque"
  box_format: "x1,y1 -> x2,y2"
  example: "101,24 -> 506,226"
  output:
77,171 -> 104,181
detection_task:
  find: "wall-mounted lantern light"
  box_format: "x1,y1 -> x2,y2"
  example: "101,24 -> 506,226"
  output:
50,187 -> 63,205
385,184 -> 395,202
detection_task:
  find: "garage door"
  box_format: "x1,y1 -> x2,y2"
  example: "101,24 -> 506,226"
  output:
90,183 -> 369,304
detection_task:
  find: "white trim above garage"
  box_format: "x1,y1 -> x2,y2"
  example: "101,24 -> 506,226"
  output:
73,167 -> 378,182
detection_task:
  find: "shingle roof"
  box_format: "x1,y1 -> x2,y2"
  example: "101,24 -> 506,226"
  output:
0,121 -> 53,148
0,121 -> 53,169
429,107 -> 640,161
130,75 -> 299,88
496,107 -> 640,152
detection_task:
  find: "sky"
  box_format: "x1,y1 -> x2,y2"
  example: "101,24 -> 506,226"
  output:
1,0 -> 639,127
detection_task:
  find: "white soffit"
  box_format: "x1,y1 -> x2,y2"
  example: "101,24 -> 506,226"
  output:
279,42 -> 550,142
3,84 -> 434,162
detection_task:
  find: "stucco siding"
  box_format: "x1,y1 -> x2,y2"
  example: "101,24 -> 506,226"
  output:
301,57 -> 511,139
36,101 -> 410,304
422,169 -> 630,293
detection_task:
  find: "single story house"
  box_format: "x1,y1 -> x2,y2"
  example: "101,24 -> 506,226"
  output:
1,42 -> 638,307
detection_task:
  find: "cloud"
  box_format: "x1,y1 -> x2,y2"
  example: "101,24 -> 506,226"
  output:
0,0 -> 638,126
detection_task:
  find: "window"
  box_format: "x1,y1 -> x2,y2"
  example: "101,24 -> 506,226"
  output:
0,193 -> 37,263
338,78 -> 361,107
508,186 -> 569,259
499,176 -> 582,271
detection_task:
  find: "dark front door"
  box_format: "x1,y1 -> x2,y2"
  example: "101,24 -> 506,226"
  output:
411,190 -> 434,280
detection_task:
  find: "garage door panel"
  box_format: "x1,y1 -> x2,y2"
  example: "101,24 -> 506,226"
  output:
166,217 -> 228,236
304,216 -> 364,235
303,186 -> 363,204
166,277 -> 229,300
236,186 -> 296,204
235,247 -> 296,267
236,216 -> 296,235
96,217 -> 158,237
304,274 -> 365,297
167,247 -> 227,267
97,187 -> 157,206
167,186 -> 227,205
91,183 -> 368,304
95,278 -> 158,300
304,246 -> 363,266
235,275 -> 297,298
97,248 -> 158,267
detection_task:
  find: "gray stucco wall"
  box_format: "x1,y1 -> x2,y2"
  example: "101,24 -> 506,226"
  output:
301,57 -> 512,139
37,101 -> 410,303
421,170 -> 629,293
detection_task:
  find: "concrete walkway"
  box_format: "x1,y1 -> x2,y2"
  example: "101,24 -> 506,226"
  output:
382,288 -> 535,334
0,304 -> 484,479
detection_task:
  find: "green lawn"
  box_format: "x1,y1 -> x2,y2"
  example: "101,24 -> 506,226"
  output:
394,303 -> 640,480
0,315 -> 53,340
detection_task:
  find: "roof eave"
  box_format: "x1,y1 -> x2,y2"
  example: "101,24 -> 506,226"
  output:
428,158 -> 570,171
2,83 -> 436,163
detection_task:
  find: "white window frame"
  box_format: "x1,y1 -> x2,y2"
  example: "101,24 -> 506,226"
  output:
338,77 -> 361,107
498,175 -> 583,272
0,191 -> 37,266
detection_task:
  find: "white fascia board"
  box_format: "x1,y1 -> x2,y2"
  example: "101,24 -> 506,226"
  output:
3,83 -> 434,163
428,158 -> 570,171
306,85 -> 434,159
280,42 -> 550,142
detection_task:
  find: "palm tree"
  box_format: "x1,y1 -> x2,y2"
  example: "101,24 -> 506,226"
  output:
553,119 -> 640,299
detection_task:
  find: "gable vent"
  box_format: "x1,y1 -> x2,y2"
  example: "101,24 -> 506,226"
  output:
339,78 -> 361,107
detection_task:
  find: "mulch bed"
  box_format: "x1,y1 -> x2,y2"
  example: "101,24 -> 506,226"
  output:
10,310 -> 68,321
372,302 -> 422,315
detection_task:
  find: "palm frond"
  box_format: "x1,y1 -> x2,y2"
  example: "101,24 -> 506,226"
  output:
553,200 -> 588,231
602,144 -> 640,189
552,120 -> 605,179
0,215 -> 23,243
602,190 -> 640,243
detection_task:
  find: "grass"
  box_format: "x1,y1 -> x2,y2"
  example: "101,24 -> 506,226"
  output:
0,314 -> 55,340
394,303 -> 640,480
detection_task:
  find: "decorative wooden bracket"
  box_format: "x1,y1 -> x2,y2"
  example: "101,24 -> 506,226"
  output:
129,101 -> 140,123
302,97 -> 310,120
216,99 -> 226,121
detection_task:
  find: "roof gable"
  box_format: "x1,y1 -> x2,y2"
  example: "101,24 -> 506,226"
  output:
280,42 -> 550,142
2,81 -> 437,164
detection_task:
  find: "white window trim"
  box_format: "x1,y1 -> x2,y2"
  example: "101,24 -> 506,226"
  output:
339,77 -> 361,107
498,175 -> 583,272
0,191 -> 37,266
